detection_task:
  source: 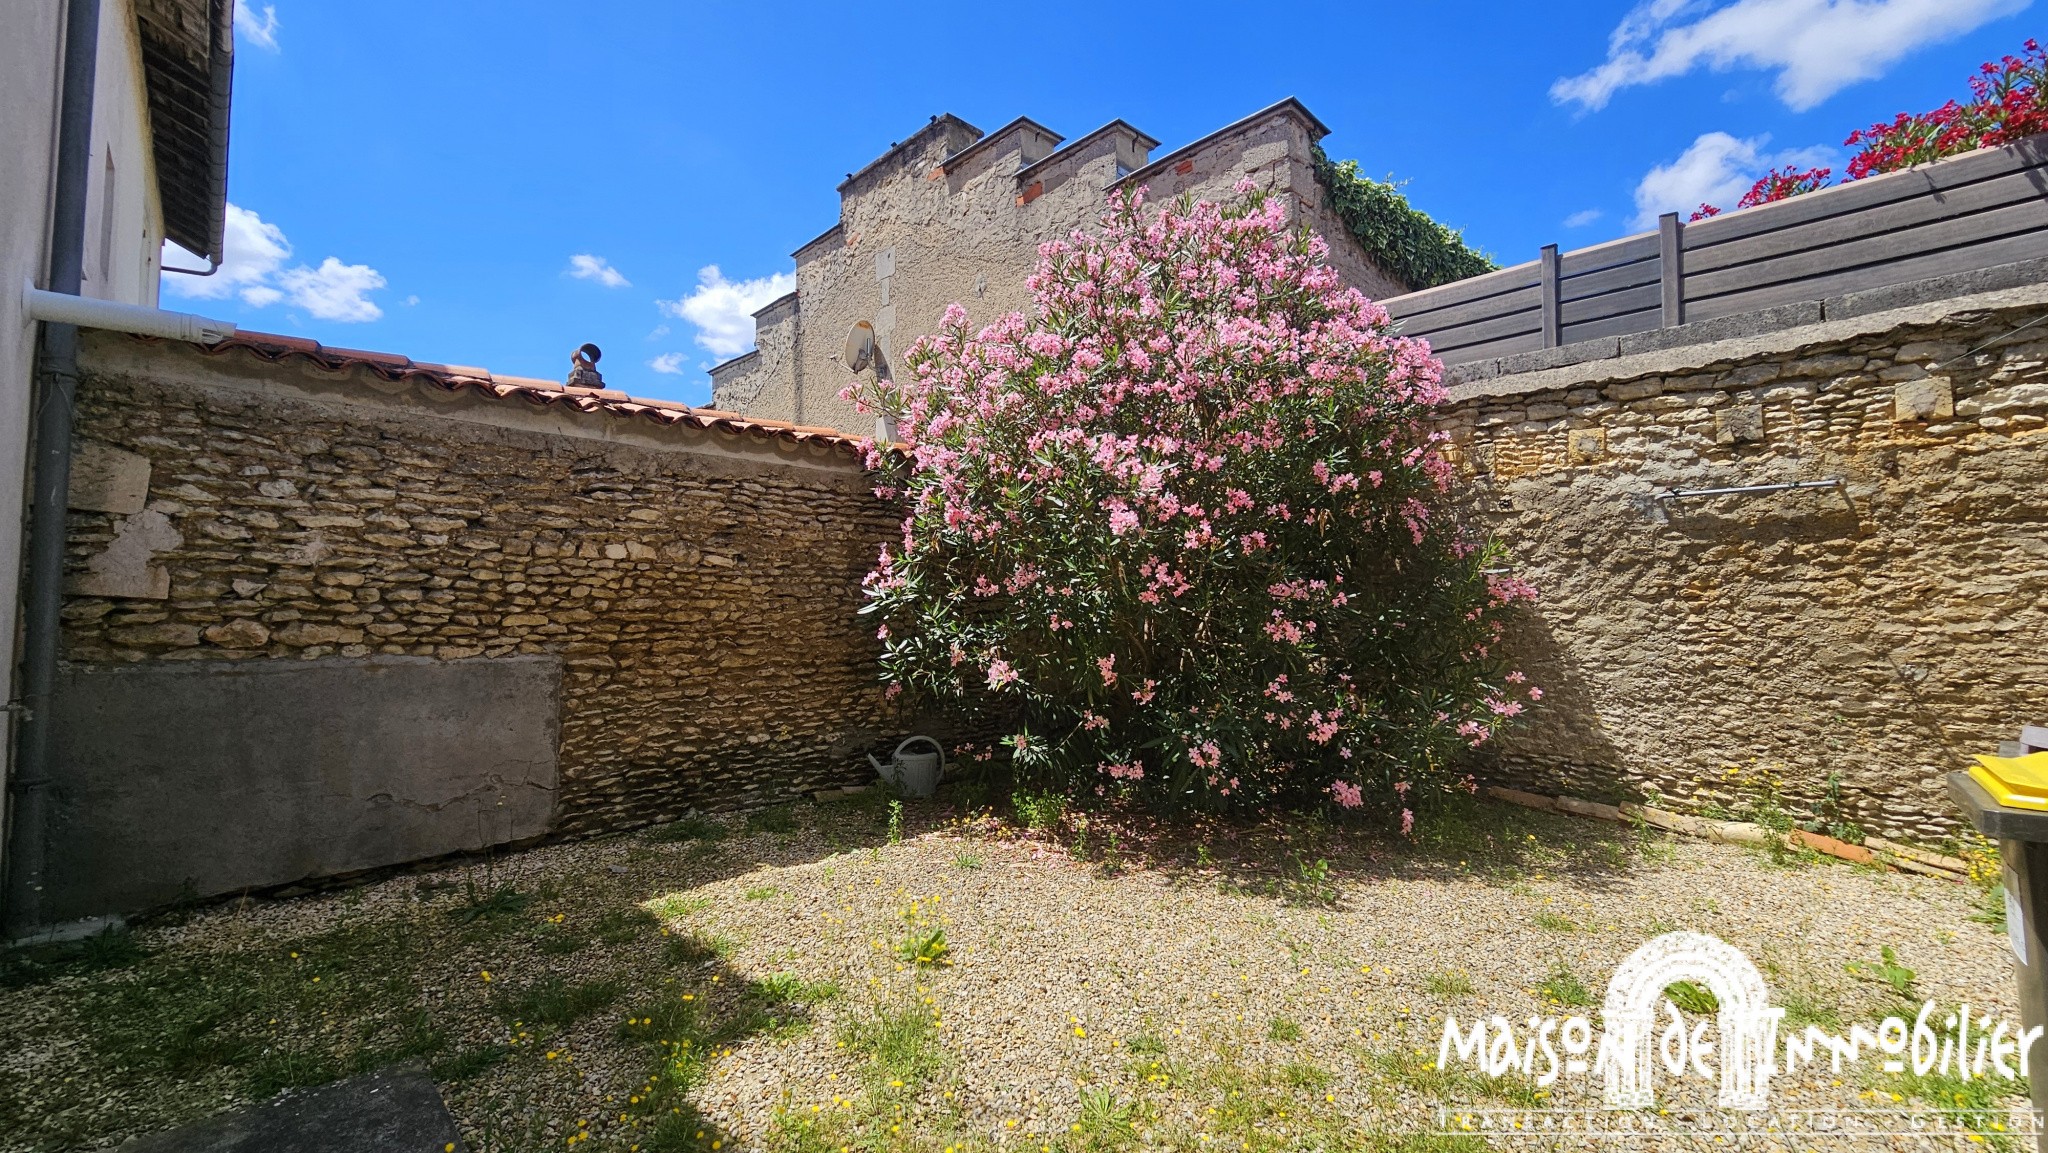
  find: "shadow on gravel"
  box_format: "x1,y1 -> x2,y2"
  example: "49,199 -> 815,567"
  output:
0,811 -> 855,1153
867,772 -> 1665,911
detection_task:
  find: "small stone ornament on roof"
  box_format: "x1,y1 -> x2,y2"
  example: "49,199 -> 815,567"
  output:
566,343 -> 604,389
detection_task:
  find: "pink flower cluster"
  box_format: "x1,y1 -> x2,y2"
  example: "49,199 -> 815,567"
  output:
845,181 -> 1540,817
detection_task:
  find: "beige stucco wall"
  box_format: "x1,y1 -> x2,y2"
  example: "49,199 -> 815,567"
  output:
1,0 -> 163,874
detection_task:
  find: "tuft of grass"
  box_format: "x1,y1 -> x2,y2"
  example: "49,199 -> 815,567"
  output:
1971,883 -> 2010,931
1777,987 -> 1843,1031
430,1044 -> 509,1082
445,884 -> 530,924
1281,1059 -> 1332,1090
1664,979 -> 1720,1015
839,999 -> 944,1091
0,925 -> 146,989
1073,1086 -> 1141,1148
749,972 -> 841,1005
1877,1065 -> 2029,1150
1125,1032 -> 1167,1055
745,805 -> 799,836
1286,855 -> 1337,907
663,932 -> 732,968
646,814 -> 728,843
645,893 -> 710,921
594,907 -> 658,944
1424,970 -> 1475,998
491,976 -> 623,1029
953,853 -> 984,870
1267,1016 -> 1303,1043
533,923 -> 586,956
1539,964 -> 1594,1008
1533,910 -> 1576,933
743,886 -> 782,902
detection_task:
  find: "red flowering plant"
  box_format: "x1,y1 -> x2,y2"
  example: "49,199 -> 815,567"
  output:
1738,165 -> 1832,208
1846,39 -> 2048,178
1695,39 -> 2047,215
843,183 -> 1538,824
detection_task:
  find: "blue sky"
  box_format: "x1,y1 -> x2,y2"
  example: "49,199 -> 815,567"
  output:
165,0 -> 2038,405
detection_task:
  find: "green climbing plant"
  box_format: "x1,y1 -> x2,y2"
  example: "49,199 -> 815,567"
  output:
1310,146 -> 1496,291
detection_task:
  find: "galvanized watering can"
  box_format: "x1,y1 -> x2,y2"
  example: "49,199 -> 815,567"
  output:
868,735 -> 944,798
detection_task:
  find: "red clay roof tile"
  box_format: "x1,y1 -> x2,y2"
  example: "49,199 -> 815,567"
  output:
170,331 -> 868,456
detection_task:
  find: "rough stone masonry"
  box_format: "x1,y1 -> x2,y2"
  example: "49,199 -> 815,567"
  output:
60,334 -> 902,872
43,278 -> 2048,917
1445,282 -> 2048,842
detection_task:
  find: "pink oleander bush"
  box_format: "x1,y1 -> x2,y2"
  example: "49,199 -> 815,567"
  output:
842,183 -> 1538,822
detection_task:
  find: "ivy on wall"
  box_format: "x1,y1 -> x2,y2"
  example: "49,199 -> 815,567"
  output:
1310,146 -> 1496,291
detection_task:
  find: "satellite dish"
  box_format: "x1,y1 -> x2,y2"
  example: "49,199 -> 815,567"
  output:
843,320 -> 877,374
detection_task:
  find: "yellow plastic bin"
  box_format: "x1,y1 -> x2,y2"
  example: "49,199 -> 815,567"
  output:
1950,748 -> 2048,1152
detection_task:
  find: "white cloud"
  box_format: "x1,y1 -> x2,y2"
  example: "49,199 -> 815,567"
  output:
1553,0 -> 2029,112
234,0 -> 280,51
648,352 -> 690,375
164,203 -> 289,304
567,254 -> 630,288
1564,208 -> 1605,228
278,259 -> 386,322
1630,131 -> 1835,227
163,202 -> 387,322
657,265 -> 795,358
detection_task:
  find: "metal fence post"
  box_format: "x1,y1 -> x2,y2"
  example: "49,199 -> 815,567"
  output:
1539,244 -> 1561,348
1659,213 -> 1684,328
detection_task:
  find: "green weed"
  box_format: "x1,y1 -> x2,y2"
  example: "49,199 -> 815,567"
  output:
646,814 -> 728,844
746,805 -> 799,836
491,976 -> 623,1029
1664,980 -> 1719,1015
1424,970 -> 1475,997
896,926 -> 951,967
1847,945 -> 1917,997
1539,965 -> 1593,1008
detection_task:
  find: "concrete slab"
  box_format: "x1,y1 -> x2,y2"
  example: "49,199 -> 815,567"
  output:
40,654 -> 561,921
107,1064 -> 464,1152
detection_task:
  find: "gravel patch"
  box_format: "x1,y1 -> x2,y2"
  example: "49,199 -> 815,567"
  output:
0,796 -> 2021,1152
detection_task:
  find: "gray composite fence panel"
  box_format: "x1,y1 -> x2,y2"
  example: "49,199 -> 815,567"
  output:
1381,139 -> 2048,366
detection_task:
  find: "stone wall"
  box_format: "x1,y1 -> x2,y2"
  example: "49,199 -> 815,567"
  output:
1442,285 -> 2048,841
53,273 -> 2048,897
61,334 -> 905,842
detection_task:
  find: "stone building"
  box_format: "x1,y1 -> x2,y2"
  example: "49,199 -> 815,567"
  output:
707,98 -> 1417,433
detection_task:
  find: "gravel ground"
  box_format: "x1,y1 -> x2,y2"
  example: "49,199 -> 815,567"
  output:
0,794 -> 2022,1152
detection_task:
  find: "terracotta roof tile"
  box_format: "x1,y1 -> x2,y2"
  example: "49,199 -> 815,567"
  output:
171,331 -> 868,455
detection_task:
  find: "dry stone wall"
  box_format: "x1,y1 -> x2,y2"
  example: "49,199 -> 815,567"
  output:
1441,291 -> 2048,841
62,337 -> 907,835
